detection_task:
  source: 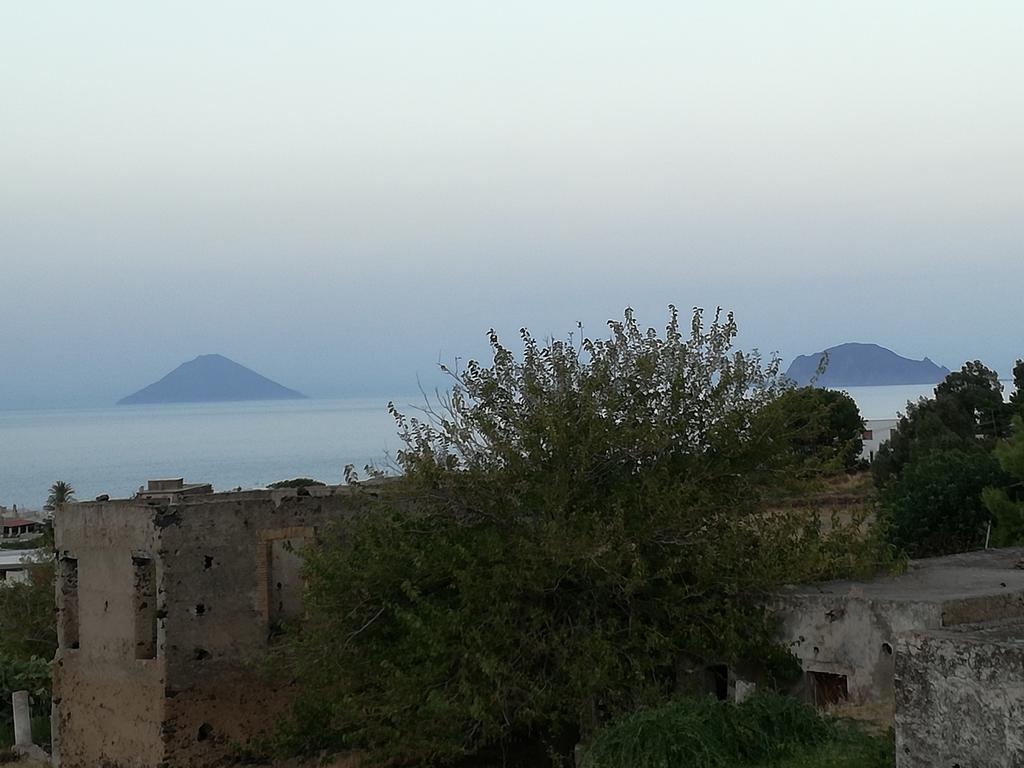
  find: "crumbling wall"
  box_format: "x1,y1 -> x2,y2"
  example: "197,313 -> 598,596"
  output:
776,580 -> 1024,723
157,488 -> 370,767
895,625 -> 1024,767
54,482 -> 395,767
54,501 -> 167,768
776,592 -> 941,713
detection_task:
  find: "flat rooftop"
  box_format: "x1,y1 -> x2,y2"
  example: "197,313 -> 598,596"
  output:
913,618 -> 1024,650
781,547 -> 1024,603
66,481 -> 371,510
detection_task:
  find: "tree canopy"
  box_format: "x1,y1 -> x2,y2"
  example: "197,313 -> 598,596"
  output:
983,415 -> 1024,547
761,386 -> 864,472
44,480 -> 75,511
275,307 -> 883,766
872,361 -> 1010,486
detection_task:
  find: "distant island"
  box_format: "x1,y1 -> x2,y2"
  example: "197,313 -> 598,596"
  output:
117,354 -> 307,405
785,343 -> 950,387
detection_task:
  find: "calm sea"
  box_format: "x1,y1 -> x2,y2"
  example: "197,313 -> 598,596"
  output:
0,383 -> 950,510
0,398 -> 410,510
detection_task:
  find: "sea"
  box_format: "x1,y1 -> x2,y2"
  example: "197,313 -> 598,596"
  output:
0,383 -> 955,510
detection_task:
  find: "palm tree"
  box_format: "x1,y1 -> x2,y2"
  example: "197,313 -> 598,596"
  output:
45,480 -> 75,511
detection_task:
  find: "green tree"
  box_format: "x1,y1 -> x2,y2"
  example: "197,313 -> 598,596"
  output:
762,387 -> 864,472
1010,359 -> 1024,416
982,415 -> 1024,546
885,450 -> 1007,557
873,361 -> 1010,486
277,308 -> 880,766
44,480 -> 75,511
934,360 -> 1011,439
0,556 -> 56,662
0,551 -> 56,745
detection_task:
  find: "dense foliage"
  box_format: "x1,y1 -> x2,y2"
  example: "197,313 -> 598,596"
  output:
983,415 -> 1024,547
1011,360 -> 1024,414
267,478 -> 326,489
0,552 -> 56,746
871,360 -> 1024,557
0,555 -> 56,663
762,387 -> 864,472
276,307 -> 884,766
872,361 -> 1011,486
885,450 -> 1007,557
582,693 -> 889,768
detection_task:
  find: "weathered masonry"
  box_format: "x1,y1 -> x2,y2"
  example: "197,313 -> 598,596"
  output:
775,548 -> 1024,720
895,620 -> 1024,767
53,479 -> 373,768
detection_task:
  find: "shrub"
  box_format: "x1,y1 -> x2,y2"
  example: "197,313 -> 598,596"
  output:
267,478 -> 326,489
582,693 -> 834,768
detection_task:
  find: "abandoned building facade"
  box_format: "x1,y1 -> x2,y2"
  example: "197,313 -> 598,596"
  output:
776,548 -> 1024,766
52,480 -> 1024,768
53,479 -> 373,768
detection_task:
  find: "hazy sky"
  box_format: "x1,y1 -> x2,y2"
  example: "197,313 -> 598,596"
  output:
2,2 -> 1022,408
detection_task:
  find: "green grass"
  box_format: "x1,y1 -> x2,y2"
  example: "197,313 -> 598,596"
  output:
753,723 -> 893,768
583,694 -> 893,768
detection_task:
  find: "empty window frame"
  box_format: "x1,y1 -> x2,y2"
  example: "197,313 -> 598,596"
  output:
59,556 -> 80,650
703,664 -> 730,701
265,537 -> 307,633
808,671 -> 848,707
132,554 -> 158,659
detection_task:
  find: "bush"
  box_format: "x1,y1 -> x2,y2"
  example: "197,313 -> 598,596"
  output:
267,478 -> 326,489
582,693 -> 834,768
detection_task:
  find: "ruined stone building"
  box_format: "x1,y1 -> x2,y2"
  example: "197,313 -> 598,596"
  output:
53,479 -> 372,768
53,478 -> 1024,768
776,548 -> 1024,766
895,619 -> 1024,767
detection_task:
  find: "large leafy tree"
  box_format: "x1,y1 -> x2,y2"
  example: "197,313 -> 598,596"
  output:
873,361 -> 1010,485
762,386 -> 864,472
933,360 -> 1012,439
1010,360 -> 1024,416
278,308 -> 878,766
886,450 -> 1007,557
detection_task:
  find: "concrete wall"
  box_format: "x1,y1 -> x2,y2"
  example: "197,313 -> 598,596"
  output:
777,592 -> 942,716
777,585 -> 1024,721
860,419 -> 898,462
54,501 -> 167,768
895,626 -> 1024,768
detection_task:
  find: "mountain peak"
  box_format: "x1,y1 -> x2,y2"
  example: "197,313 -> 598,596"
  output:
785,343 -> 950,387
117,355 -> 307,405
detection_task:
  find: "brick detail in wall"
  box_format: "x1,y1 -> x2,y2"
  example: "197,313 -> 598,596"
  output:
256,526 -> 315,625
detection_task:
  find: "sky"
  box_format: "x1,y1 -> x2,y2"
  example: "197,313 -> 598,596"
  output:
2,1 -> 1022,408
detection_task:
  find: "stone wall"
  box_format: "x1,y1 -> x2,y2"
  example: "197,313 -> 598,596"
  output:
158,489 -> 370,767
54,484 -> 376,768
895,623 -> 1024,767
53,501 -> 166,768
